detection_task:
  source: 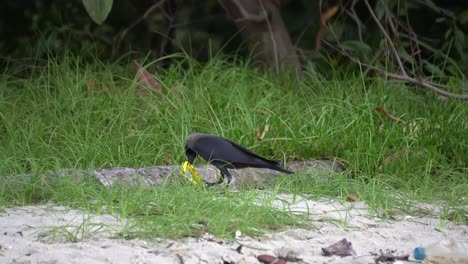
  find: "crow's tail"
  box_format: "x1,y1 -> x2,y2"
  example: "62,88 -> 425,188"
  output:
272,164 -> 294,174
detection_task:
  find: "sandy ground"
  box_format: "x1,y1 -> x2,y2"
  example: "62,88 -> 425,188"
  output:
0,195 -> 466,264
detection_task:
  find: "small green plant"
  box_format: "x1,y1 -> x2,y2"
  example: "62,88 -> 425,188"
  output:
42,215 -> 110,243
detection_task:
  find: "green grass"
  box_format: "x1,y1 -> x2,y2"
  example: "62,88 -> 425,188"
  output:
0,54 -> 466,239
1,173 -> 307,239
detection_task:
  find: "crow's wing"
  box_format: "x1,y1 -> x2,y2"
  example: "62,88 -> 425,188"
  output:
228,140 -> 281,164
193,135 -> 279,166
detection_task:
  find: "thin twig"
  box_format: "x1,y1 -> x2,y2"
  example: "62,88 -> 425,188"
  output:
294,20 -> 315,46
159,0 -> 177,58
403,0 -> 423,71
364,0 -> 408,77
375,107 -> 407,124
324,1 -> 467,99
381,72 -> 468,99
218,0 -> 267,23
322,40 -> 468,99
350,0 -> 363,42
397,31 -> 462,77
114,0 -> 166,54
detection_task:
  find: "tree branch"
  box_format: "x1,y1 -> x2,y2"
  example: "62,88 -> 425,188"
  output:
323,40 -> 468,100
321,0 -> 467,100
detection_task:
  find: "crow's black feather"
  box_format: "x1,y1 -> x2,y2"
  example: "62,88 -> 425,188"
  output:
185,133 -> 293,185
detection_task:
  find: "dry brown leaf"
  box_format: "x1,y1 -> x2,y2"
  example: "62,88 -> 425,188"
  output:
378,148 -> 408,171
133,60 -> 162,113
133,60 -> 162,95
320,6 -> 339,27
85,80 -> 95,96
257,255 -> 286,264
86,79 -> 111,95
405,120 -> 423,139
375,107 -> 406,124
87,79 -> 96,90
255,125 -> 270,141
172,85 -> 187,93
102,84 -> 110,93
255,109 -> 269,116
346,194 -> 359,202
376,108 -> 440,139
315,5 -> 339,51
322,238 -> 356,257
259,125 -> 270,141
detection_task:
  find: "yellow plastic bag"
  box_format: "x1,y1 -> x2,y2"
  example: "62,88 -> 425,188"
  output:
181,161 -> 203,184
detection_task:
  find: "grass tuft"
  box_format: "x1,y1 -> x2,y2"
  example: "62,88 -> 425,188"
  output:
0,54 -> 466,238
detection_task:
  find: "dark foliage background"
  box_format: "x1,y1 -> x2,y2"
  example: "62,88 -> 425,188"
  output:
1,0 -> 467,78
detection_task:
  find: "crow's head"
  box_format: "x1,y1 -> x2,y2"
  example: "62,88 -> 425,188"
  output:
185,144 -> 197,164
185,133 -> 204,164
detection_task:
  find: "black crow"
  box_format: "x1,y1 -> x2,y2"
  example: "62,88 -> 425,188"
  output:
184,133 -> 293,185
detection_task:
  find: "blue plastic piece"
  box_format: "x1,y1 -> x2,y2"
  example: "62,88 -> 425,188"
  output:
414,247 -> 426,260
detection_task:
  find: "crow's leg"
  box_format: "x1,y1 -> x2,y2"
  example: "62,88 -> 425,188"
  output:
217,166 -> 233,185
210,161 -> 234,186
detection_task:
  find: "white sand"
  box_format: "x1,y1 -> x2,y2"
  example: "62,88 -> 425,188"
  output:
1,195 -> 466,264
